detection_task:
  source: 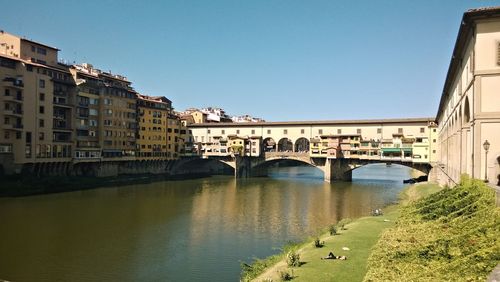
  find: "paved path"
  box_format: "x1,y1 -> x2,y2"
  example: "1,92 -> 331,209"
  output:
488,264 -> 500,282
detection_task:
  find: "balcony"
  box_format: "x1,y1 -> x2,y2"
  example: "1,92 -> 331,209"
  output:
3,109 -> 23,117
2,78 -> 24,89
54,101 -> 72,108
53,121 -> 72,131
54,90 -> 68,97
3,123 -> 23,131
3,94 -> 23,103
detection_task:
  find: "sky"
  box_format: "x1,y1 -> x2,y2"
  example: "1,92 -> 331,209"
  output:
2,0 -> 500,121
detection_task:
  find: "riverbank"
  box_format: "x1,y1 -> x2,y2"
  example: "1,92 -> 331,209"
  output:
246,182 -> 442,282
0,172 -> 215,197
365,177 -> 500,281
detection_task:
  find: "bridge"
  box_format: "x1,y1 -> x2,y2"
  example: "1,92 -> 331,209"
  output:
173,151 -> 432,182
184,118 -> 437,181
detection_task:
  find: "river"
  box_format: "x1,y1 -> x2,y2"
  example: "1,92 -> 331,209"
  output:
0,163 -> 414,281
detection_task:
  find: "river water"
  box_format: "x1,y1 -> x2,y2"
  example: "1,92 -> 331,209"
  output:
0,164 -> 413,282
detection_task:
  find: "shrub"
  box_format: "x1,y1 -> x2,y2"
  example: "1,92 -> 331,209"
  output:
337,218 -> 352,230
313,237 -> 324,248
279,270 -> 293,281
286,251 -> 301,267
329,224 -> 338,235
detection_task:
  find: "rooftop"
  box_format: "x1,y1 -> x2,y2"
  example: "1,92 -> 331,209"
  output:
189,117 -> 435,128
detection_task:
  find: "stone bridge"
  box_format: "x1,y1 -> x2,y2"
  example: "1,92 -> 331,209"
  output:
204,152 -> 432,182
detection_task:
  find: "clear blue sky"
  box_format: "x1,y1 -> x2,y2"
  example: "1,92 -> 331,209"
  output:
2,0 -> 499,121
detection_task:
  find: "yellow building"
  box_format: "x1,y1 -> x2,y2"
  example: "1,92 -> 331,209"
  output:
136,94 -> 171,160
167,114 -> 183,159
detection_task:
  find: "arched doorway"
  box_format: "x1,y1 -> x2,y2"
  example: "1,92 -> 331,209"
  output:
262,137 -> 276,152
278,138 -> 293,152
294,137 -> 310,153
464,97 -> 471,123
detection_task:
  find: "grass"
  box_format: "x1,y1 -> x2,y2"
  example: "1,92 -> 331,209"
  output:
364,177 -> 500,281
247,182 -> 442,282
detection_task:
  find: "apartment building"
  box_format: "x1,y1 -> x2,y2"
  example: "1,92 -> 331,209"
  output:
71,64 -> 102,161
0,30 -> 75,173
136,94 -> 171,159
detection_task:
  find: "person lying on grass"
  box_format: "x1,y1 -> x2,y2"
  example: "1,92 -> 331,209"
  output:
321,252 -> 347,260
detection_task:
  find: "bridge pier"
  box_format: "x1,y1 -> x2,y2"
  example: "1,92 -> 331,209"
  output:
324,158 -> 352,182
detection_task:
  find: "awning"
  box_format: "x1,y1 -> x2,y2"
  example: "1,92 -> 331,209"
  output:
381,148 -> 401,153
381,148 -> 412,153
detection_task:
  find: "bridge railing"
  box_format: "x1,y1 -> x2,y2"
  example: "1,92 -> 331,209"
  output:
264,151 -> 310,159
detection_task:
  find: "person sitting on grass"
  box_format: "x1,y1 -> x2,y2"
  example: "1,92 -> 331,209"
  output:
321,252 -> 348,260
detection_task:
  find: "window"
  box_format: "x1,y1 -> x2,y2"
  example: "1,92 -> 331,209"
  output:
357,128 -> 362,134
236,130 -> 240,134
267,129 -> 271,134
221,130 -> 225,134
89,109 -> 98,116
39,119 -> 44,127
377,128 -> 382,134
251,129 -> 255,134
26,132 -> 32,143
31,45 -> 36,52
420,127 -> 425,133
26,65 -> 33,72
39,106 -> 44,114
39,93 -> 45,101
398,128 -> 403,134
432,150 -> 436,153
433,129 -> 436,132
284,129 -> 288,134
4,89 -> 10,96
39,79 -> 45,88
36,47 -> 47,55
207,129 -> 211,134
301,129 -> 305,134
337,129 -> 342,134
433,139 -> 436,143
318,129 -> 323,134
39,132 -> 44,140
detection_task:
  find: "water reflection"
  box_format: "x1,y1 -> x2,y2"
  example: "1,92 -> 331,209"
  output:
0,164 -> 411,282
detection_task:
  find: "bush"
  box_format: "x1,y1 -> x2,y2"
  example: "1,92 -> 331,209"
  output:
313,237 -> 324,248
279,270 -> 293,281
329,224 -> 338,235
337,218 -> 352,230
364,178 -> 500,281
286,251 -> 301,267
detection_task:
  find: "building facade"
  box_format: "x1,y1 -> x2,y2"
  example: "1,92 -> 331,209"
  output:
0,30 -> 75,173
136,94 -> 171,160
436,7 -> 500,185
189,118 -> 438,163
0,31 -> 187,175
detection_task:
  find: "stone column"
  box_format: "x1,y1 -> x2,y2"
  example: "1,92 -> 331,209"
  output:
324,158 -> 352,182
234,156 -> 251,178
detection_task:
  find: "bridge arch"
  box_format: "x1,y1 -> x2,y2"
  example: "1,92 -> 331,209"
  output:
294,137 -> 310,153
250,157 -> 323,178
169,157 -> 235,176
278,138 -> 293,152
263,137 -> 277,152
346,161 -> 432,176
